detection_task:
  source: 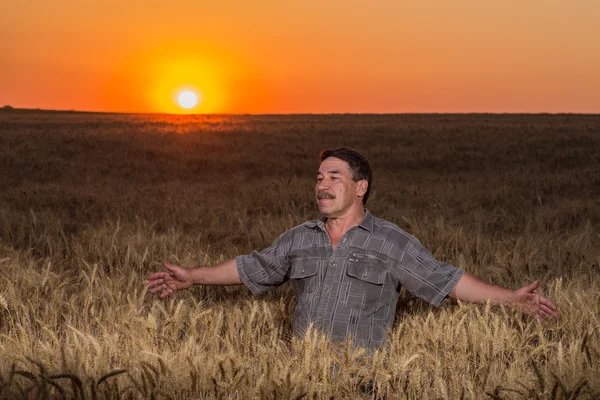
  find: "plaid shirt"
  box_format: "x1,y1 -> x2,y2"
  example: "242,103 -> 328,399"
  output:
236,210 -> 464,350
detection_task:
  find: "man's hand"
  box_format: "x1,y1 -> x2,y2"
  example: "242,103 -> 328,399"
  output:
513,280 -> 558,321
450,272 -> 558,322
145,258 -> 242,299
146,262 -> 193,299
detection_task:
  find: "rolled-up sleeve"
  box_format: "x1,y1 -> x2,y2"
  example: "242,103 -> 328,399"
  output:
394,239 -> 464,307
236,234 -> 291,296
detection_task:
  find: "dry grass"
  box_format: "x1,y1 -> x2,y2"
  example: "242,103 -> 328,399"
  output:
0,110 -> 599,399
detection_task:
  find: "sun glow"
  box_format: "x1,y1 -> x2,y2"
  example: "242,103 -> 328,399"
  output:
146,50 -> 228,114
107,41 -> 267,114
177,90 -> 199,109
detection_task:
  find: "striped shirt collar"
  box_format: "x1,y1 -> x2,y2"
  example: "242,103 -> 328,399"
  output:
304,209 -> 374,233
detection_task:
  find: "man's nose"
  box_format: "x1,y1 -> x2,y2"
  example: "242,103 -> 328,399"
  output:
316,180 -> 328,191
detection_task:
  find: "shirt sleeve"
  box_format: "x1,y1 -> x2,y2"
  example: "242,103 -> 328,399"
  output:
394,238 -> 464,307
236,233 -> 291,296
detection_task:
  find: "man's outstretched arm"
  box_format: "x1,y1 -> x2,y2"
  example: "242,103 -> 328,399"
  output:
448,272 -> 558,320
146,259 -> 242,299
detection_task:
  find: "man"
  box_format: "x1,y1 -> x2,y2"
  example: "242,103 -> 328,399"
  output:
146,148 -> 558,350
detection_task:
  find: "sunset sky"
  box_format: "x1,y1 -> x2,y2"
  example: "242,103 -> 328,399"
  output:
2,1 -> 599,114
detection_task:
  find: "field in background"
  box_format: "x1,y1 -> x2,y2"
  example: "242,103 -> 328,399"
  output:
0,111 -> 599,399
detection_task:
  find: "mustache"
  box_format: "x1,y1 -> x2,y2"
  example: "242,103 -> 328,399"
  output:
317,191 -> 336,199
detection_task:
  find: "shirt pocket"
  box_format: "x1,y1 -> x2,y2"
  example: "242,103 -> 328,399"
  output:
289,258 -> 320,298
343,252 -> 388,311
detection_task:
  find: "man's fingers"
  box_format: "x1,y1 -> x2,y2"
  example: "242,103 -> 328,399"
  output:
147,272 -> 166,281
540,303 -> 558,319
163,262 -> 178,272
537,308 -> 556,321
146,278 -> 164,289
148,280 -> 170,293
523,280 -> 539,293
146,266 -> 181,299
148,285 -> 162,294
539,296 -> 557,311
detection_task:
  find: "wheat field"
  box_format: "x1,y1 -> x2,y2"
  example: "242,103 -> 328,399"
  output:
0,110 -> 599,399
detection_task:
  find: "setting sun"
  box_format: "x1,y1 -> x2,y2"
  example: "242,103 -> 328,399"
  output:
177,90 -> 199,109
2,1 -> 599,114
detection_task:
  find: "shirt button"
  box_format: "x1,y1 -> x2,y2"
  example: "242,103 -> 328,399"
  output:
362,271 -> 368,278
332,262 -> 336,266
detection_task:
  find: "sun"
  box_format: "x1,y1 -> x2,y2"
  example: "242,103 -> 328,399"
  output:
177,90 -> 198,109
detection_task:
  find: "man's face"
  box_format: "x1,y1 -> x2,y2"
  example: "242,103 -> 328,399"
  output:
316,157 -> 366,217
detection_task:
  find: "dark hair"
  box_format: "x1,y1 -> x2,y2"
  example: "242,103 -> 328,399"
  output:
319,147 -> 372,205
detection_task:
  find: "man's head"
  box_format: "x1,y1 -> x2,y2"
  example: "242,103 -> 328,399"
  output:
316,148 -> 372,217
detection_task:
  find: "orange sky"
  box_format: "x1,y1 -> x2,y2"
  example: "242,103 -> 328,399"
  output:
1,1 -> 599,113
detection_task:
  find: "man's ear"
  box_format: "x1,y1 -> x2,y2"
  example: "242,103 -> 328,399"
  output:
357,179 -> 368,197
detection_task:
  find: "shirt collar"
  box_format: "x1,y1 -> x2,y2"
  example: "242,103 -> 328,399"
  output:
305,209 -> 374,233
305,216 -> 327,230
358,209 -> 374,233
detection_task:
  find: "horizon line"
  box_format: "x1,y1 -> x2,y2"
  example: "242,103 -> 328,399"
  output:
1,106 -> 599,116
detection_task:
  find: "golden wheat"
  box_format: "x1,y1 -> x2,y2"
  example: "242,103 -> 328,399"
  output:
0,111 -> 599,398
